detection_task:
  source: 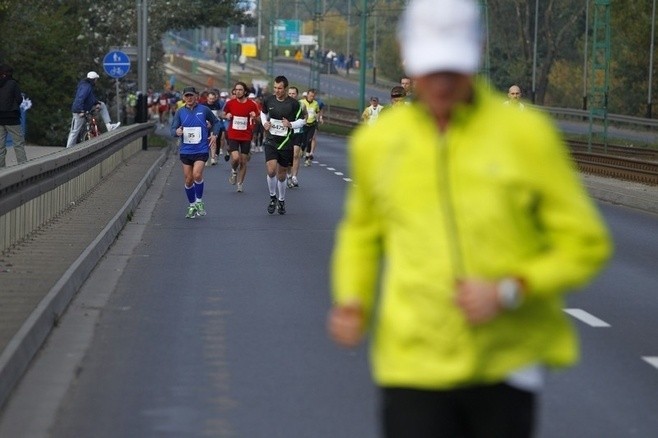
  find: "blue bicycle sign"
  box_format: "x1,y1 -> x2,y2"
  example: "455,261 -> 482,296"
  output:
103,51 -> 131,79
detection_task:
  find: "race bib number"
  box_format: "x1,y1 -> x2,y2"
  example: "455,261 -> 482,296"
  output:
307,108 -> 316,118
269,118 -> 288,136
183,126 -> 202,144
232,116 -> 248,131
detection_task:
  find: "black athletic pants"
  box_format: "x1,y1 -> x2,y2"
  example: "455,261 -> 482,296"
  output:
382,383 -> 535,438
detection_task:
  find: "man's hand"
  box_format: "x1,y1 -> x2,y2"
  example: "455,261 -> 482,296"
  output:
327,301 -> 365,348
455,278 -> 502,325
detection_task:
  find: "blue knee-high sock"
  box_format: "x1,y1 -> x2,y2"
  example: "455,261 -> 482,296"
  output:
185,184 -> 196,204
194,179 -> 204,200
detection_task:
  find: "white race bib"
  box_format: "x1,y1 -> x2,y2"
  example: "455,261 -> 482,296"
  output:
232,116 -> 248,131
183,126 -> 202,144
269,118 -> 288,136
307,108 -> 316,118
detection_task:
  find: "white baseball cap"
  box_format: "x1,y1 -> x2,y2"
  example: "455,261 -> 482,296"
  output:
87,71 -> 100,79
397,0 -> 482,76
248,93 -> 256,99
220,91 -> 229,97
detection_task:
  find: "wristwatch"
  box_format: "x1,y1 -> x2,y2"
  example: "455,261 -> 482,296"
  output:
497,278 -> 524,310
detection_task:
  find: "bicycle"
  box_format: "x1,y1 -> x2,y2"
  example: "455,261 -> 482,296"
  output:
78,110 -> 100,143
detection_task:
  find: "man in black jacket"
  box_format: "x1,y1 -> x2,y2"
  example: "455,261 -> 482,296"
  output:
0,64 -> 27,167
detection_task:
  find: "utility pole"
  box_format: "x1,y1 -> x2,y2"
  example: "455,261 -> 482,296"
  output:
226,26 -> 232,87
478,0 -> 491,82
137,0 -> 148,93
267,1 -> 274,77
309,0 -> 322,91
531,0 -> 539,104
588,0 -> 611,150
647,0 -> 656,118
358,0 -> 367,112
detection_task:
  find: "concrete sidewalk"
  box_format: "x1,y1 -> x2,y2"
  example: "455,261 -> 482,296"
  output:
0,136 -> 656,412
0,143 -> 173,409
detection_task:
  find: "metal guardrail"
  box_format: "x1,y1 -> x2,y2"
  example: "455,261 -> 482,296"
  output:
541,106 -> 658,130
0,123 -> 155,252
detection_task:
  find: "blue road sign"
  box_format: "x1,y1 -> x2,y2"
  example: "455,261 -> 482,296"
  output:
103,51 -> 131,79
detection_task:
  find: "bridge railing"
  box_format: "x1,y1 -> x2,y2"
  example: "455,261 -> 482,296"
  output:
0,123 -> 155,253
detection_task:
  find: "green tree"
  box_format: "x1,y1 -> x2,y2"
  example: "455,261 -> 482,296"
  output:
488,0 -> 585,105
0,0 -> 249,145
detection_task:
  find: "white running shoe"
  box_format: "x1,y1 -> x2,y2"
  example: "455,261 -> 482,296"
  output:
107,122 -> 121,131
237,183 -> 243,193
229,171 -> 237,185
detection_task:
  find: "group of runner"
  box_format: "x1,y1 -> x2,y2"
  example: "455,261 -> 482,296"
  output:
170,75 -> 324,218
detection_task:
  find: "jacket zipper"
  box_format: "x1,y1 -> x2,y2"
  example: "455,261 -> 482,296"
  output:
438,134 -> 465,279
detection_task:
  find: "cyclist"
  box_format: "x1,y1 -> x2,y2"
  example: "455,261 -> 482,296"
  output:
66,71 -> 120,148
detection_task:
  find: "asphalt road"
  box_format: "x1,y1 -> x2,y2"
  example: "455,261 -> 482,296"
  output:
1,134 -> 657,437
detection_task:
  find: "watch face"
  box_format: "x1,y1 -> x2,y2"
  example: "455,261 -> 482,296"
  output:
498,278 -> 522,310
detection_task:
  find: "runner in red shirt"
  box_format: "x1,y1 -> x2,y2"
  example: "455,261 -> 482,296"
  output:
223,81 -> 261,193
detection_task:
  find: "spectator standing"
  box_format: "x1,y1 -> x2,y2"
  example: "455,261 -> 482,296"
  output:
327,1 -> 612,437
0,64 -> 27,167
170,86 -> 221,219
65,71 -> 121,148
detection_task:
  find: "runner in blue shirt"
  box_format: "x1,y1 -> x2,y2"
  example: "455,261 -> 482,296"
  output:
171,86 -> 222,218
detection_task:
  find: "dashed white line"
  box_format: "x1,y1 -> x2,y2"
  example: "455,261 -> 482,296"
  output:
334,172 -> 344,176
642,357 -> 658,369
327,167 -> 335,171
563,308 -> 611,327
343,178 -> 352,182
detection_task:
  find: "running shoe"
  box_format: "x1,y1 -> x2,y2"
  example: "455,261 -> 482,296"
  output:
304,158 -> 311,167
229,170 -> 237,185
286,176 -> 293,188
195,200 -> 206,216
267,195 -> 277,214
291,176 -> 299,187
185,205 -> 197,219
237,183 -> 243,193
211,156 -> 218,165
277,200 -> 286,215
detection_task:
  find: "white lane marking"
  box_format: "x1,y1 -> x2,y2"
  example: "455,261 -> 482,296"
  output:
343,178 -> 352,182
563,308 -> 611,327
642,357 -> 658,370
327,167 -> 335,171
334,172 -> 344,176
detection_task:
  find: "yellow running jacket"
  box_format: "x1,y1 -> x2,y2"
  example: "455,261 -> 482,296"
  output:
331,83 -> 612,390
